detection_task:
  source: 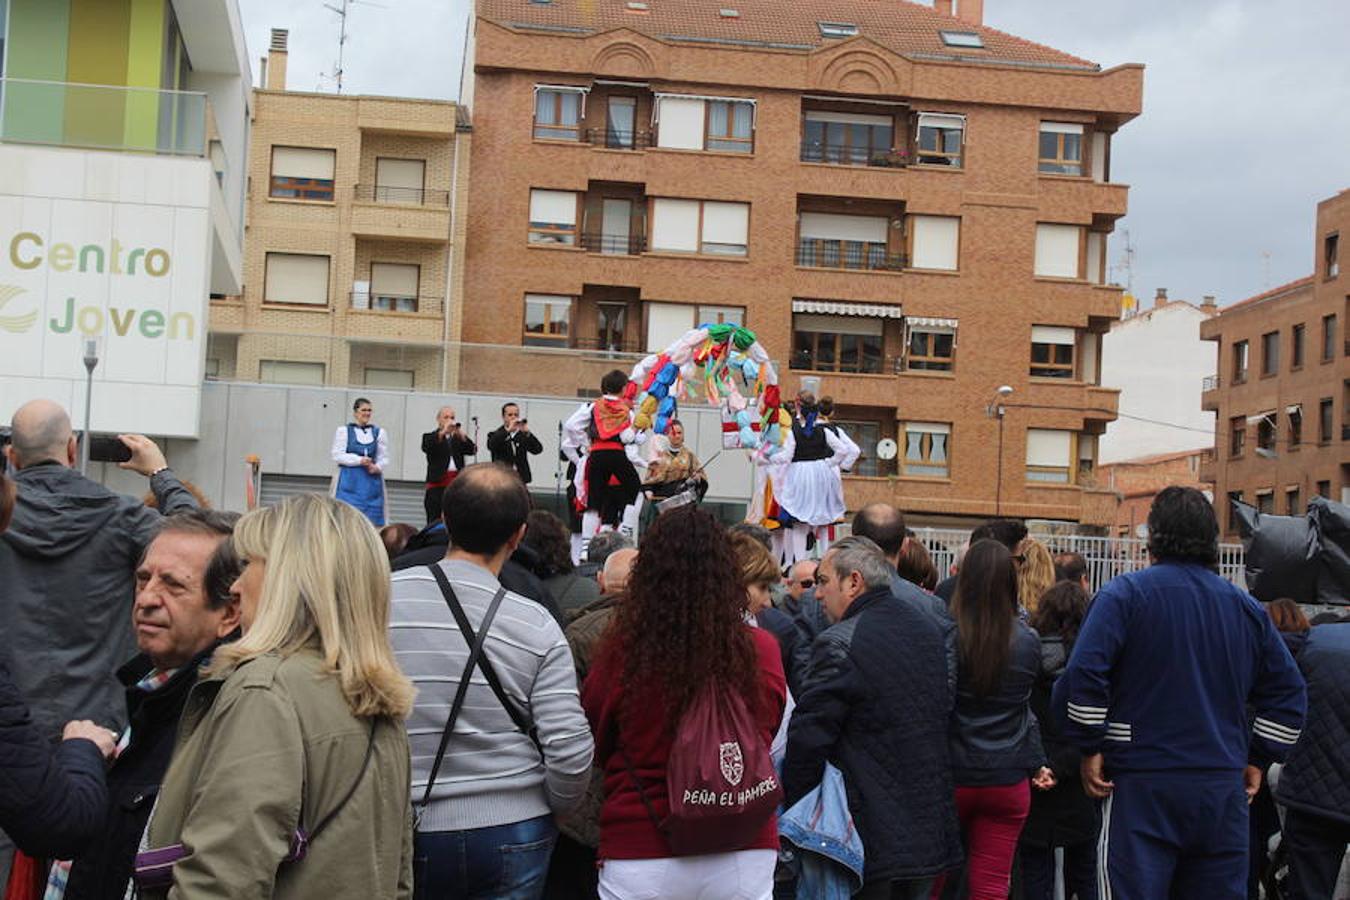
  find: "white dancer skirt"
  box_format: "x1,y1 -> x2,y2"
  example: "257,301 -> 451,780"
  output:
773,458 -> 844,527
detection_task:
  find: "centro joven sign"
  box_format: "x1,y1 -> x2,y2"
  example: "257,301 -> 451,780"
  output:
0,146 -> 213,439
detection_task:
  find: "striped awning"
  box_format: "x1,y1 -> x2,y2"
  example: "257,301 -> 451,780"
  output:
905,316 -> 958,330
791,299 -> 903,318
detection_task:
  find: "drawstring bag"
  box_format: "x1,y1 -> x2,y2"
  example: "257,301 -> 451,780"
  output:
624,684 -> 782,856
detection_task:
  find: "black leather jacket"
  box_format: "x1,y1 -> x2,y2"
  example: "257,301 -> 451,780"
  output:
949,620 -> 1047,785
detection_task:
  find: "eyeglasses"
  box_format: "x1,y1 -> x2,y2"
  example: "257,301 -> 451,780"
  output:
797,579 -> 815,589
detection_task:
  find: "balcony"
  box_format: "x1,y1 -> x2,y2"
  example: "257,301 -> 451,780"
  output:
800,139 -> 910,169
0,77 -> 207,156
351,184 -> 451,242
356,97 -> 456,137
583,127 -> 652,150
350,291 -> 446,315
796,239 -> 906,273
578,232 -> 647,256
1202,374 -> 1220,392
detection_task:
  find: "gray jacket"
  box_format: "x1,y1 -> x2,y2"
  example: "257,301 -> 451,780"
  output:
0,463 -> 197,740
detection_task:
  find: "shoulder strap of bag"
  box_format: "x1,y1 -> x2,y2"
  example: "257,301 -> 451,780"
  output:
420,566 -> 510,812
614,720 -> 665,834
287,718 -> 379,861
432,564 -> 543,753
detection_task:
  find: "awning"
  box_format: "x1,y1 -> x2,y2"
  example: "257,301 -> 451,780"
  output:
917,112 -> 966,131
534,83 -> 591,116
1286,404 -> 1302,415
792,299 -> 903,318
1246,411 -> 1277,426
905,316 -> 958,331
1041,121 -> 1085,135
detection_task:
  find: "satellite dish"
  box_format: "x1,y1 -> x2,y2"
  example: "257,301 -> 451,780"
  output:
876,438 -> 898,461
1134,524 -> 1149,539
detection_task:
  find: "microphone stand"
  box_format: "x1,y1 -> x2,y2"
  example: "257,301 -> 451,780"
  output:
554,419 -> 564,513
470,416 -> 479,460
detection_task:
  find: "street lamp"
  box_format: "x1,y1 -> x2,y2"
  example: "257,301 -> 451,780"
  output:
987,385 -> 1014,516
80,338 -> 100,476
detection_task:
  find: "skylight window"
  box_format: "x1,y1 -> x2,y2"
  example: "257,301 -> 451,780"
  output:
940,30 -> 984,48
625,1 -> 649,10
818,22 -> 859,38
720,8 -> 740,17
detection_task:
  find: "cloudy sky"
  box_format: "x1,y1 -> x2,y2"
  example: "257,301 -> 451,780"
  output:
237,0 -> 1350,307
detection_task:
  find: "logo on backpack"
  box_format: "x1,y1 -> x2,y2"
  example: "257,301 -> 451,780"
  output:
719,741 -> 745,787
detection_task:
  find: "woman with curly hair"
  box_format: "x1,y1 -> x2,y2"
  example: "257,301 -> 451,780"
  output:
582,506 -> 787,899
1015,538 -> 1056,615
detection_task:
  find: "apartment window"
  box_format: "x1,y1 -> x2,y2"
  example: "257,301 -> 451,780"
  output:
1030,326 -> 1076,378
644,302 -> 744,352
1229,416 -> 1246,457
1317,480 -> 1332,499
1026,429 -> 1074,484
1232,339 -> 1249,384
1256,490 -> 1275,515
374,158 -> 426,204
940,30 -> 983,48
900,422 -> 950,478
204,358 -> 220,378
654,94 -> 755,152
364,368 -> 414,389
1257,412 -> 1277,453
259,360 -> 325,385
264,253 -> 330,306
834,420 -> 881,477
1292,323 -> 1306,368
1261,330 -> 1280,376
801,111 -> 894,166
797,212 -> 893,270
1319,397 -> 1333,443
523,294 -> 571,345
1038,122 -> 1084,175
905,320 -> 956,372
706,100 -> 754,153
528,189 -> 579,245
534,86 -> 585,141
269,147 -> 335,201
1226,491 -> 1243,533
650,198 -> 749,256
818,21 -> 859,37
915,113 -> 964,167
1289,405 -> 1303,447
1286,486 -> 1302,516
1034,224 -> 1084,279
909,215 -> 960,271
791,313 -> 883,374
369,262 -> 419,312
605,96 -> 638,148
1326,233 -> 1340,278
1322,314 -> 1337,362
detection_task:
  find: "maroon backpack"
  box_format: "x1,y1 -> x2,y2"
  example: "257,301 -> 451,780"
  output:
623,684 -> 783,856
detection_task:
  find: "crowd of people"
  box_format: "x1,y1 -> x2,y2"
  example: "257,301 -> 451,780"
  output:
1,395 -> 1348,899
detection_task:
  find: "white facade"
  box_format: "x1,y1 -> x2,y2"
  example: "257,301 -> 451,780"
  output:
1099,302 -> 1216,464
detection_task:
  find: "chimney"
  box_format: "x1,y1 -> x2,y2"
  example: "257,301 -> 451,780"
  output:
1154,287 -> 1168,308
1201,295 -> 1218,314
266,28 -> 288,91
934,0 -> 954,16
955,0 -> 984,26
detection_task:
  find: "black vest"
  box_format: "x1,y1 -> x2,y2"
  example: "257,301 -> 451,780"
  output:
792,420 -> 831,462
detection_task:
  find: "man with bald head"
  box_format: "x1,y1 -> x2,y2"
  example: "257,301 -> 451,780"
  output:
421,405 -> 477,523
851,502 -> 951,625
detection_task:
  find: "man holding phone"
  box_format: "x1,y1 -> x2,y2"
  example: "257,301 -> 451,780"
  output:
421,405 -> 476,524
487,402 -> 543,487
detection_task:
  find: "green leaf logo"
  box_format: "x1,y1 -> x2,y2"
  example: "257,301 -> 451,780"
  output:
0,285 -> 37,334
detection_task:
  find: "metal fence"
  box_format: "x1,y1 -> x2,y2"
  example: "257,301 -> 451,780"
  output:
909,528 -> 1247,591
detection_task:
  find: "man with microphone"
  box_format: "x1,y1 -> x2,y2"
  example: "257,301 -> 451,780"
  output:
487,402 -> 543,486
421,406 -> 476,523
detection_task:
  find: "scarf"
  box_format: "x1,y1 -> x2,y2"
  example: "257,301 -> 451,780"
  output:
592,397 -> 631,441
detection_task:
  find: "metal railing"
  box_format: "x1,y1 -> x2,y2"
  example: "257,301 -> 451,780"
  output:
799,139 -> 910,168
572,337 -> 645,353
796,239 -> 906,272
788,350 -> 889,376
583,127 -> 652,150
353,183 -> 451,207
349,291 -> 443,313
908,527 -> 1248,590
579,232 -> 647,255
0,77 -> 207,156
1202,374 -> 1220,392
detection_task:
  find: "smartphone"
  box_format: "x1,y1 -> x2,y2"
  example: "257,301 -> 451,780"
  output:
88,436 -> 133,464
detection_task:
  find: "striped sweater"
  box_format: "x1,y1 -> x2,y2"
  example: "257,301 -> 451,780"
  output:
390,559 -> 594,831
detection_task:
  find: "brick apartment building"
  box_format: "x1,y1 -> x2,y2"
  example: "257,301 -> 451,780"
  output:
208,30 -> 470,391
1099,447 -> 1215,539
1201,190 -> 1350,535
462,0 -> 1142,527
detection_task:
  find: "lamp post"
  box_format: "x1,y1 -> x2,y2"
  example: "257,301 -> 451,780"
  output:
80,338 -> 100,476
987,385 -> 1014,516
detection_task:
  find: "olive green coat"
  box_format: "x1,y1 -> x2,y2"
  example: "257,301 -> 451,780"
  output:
143,649 -> 413,899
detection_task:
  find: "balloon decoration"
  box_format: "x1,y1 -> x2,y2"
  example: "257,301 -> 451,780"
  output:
627,323 -> 788,459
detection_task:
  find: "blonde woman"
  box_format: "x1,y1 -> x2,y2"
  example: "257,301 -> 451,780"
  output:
1016,538 -> 1056,616
135,494 -> 415,899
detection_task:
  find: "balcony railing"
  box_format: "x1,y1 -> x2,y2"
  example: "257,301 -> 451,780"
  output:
1202,374 -> 1220,392
579,232 -> 647,255
573,337 -> 645,354
796,239 -> 906,272
353,183 -> 451,207
0,77 -> 207,156
350,291 -> 441,313
800,139 -> 910,168
583,127 -> 653,150
788,351 -> 893,376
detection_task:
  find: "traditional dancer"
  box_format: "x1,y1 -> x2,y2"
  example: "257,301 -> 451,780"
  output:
331,397 -> 389,526
562,369 -> 645,550
813,396 -> 860,556
642,419 -> 708,501
772,392 -> 859,565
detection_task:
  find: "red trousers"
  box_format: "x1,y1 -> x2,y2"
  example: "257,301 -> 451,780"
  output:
933,780 -> 1032,900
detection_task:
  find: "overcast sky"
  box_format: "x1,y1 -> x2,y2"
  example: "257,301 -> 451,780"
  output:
237,0 -> 1350,307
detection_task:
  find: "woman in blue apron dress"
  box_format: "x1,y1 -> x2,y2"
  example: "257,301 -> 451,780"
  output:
330,397 -> 389,526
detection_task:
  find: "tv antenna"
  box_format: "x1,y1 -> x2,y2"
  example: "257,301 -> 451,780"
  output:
320,0 -> 389,93
1111,228 -> 1135,295
1261,249 -> 1272,289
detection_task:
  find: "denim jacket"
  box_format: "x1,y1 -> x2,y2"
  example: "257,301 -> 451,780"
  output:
778,764 -> 864,899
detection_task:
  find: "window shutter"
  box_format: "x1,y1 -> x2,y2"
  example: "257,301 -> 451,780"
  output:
370,263 -> 419,297
259,360 -> 326,385
1040,122 -> 1084,135
794,314 -> 882,336
917,113 -> 965,131
1034,224 -> 1082,278
529,189 -> 578,225
375,158 -> 425,189
1026,429 -> 1073,467
1086,231 -> 1105,284
650,199 -> 701,252
799,212 -> 888,243
906,421 -> 950,435
910,215 -> 960,270
264,253 -> 330,305
804,110 -> 892,127
1030,326 -> 1076,345
272,147 -> 335,179
646,303 -> 697,352
701,201 -> 749,246
1091,132 -> 1108,181
655,97 -> 706,150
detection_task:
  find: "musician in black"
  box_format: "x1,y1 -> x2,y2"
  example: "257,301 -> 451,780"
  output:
486,402 -> 543,485
421,406 -> 476,523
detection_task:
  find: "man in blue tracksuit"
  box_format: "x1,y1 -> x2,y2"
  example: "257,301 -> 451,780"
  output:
1052,487 -> 1306,899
